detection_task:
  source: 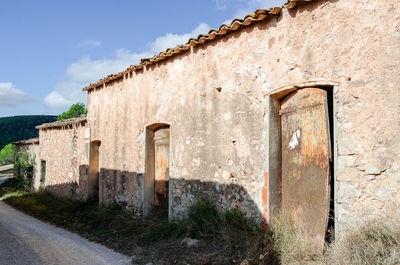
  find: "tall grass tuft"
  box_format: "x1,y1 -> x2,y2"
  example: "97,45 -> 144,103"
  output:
270,212 -> 400,265
322,218 -> 400,265
269,212 -> 323,264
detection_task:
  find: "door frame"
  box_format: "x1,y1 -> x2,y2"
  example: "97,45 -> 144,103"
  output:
263,80 -> 339,239
143,122 -> 171,217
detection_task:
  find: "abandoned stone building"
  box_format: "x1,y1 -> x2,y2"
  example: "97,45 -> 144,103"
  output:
26,0 -> 400,246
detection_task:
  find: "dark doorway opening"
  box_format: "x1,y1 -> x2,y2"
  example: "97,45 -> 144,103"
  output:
323,87 -> 335,243
40,160 -> 46,189
154,127 -> 170,216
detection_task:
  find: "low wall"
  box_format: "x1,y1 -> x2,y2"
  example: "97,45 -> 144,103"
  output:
0,164 -> 14,178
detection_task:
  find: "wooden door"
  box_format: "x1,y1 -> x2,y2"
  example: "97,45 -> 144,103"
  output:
154,127 -> 170,215
280,88 -> 330,248
88,141 -> 100,201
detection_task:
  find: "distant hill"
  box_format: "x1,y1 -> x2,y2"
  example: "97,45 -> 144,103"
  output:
0,115 -> 57,149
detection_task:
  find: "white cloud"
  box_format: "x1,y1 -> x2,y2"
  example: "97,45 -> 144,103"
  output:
150,23 -> 211,53
215,0 -> 232,10
0,82 -> 33,108
64,49 -> 152,83
44,23 -> 211,110
75,39 -> 101,48
44,81 -> 86,110
218,0 -> 286,24
44,49 -> 152,109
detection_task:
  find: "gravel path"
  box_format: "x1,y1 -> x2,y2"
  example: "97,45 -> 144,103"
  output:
0,200 -> 132,265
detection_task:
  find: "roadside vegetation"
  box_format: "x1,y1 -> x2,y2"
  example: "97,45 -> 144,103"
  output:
0,181 -> 277,264
0,178 -> 399,265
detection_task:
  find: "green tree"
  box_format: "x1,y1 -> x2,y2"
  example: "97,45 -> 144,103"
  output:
57,103 -> 87,121
0,144 -> 15,166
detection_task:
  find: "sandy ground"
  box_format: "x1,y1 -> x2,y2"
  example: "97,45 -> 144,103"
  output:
0,199 -> 132,265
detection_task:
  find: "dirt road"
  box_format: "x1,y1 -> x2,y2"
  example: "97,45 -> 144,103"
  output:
0,200 -> 131,265
0,177 -> 12,185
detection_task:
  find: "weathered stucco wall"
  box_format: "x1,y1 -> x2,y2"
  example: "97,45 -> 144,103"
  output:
39,123 -> 88,200
87,0 -> 400,231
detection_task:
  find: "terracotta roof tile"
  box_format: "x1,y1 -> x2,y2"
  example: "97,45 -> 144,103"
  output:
13,138 -> 39,145
83,0 -> 313,91
36,116 -> 87,130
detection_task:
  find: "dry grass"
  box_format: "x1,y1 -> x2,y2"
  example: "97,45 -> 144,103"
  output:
322,218 -> 400,265
269,212 -> 400,265
269,212 -> 323,264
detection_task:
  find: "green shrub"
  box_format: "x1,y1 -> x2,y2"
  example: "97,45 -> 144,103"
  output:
15,148 -> 35,190
186,200 -> 221,237
220,209 -> 254,232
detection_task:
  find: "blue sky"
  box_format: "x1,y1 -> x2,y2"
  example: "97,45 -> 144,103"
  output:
0,0 -> 285,117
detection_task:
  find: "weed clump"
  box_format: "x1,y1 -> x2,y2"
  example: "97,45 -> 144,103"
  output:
269,212 -> 323,264
186,200 -> 220,237
269,212 -> 400,265
323,218 -> 400,265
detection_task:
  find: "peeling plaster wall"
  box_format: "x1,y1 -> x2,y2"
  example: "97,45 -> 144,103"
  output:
39,124 -> 88,200
87,0 -> 400,230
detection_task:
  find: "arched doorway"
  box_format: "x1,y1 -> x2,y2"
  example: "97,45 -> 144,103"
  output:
144,123 -> 171,216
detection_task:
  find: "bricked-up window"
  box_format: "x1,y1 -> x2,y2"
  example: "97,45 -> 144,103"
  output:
40,160 -> 46,188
